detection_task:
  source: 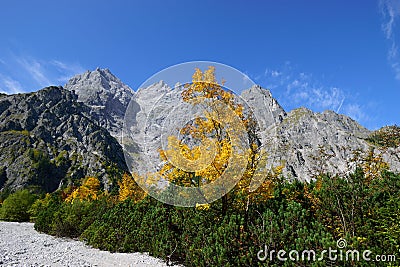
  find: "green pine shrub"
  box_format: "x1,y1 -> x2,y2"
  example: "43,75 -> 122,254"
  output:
32,170 -> 400,266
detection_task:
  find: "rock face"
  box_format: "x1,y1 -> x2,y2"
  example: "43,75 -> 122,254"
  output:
272,108 -> 370,180
241,85 -> 287,128
124,81 -> 186,174
240,86 -> 400,180
65,68 -> 135,142
128,81 -> 399,181
0,86 -> 128,192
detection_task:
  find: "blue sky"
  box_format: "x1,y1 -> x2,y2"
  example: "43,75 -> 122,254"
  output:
0,0 -> 399,129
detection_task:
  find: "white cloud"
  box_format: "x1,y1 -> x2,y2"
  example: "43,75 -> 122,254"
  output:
268,70 -> 345,112
315,87 -> 344,109
264,68 -> 282,78
392,62 -> 400,79
17,57 -> 52,87
343,104 -> 368,123
380,0 -> 400,80
50,60 -> 85,83
0,75 -> 23,94
0,54 -> 85,93
259,65 -> 369,127
51,60 -> 70,70
388,44 -> 398,60
271,70 -> 281,77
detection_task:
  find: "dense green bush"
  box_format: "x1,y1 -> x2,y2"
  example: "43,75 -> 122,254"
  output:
80,194 -> 334,266
32,170 -> 400,266
33,193 -> 63,233
313,169 -> 400,257
33,194 -> 113,237
0,189 -> 37,222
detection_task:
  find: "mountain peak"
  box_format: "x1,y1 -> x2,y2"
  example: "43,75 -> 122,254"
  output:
66,68 -> 124,91
0,85 -> 128,191
65,68 -> 133,105
245,84 -> 273,96
135,80 -> 171,100
64,68 -> 135,139
241,85 -> 287,127
93,67 -> 113,77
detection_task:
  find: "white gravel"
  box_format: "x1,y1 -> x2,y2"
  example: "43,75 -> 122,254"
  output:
0,221 -> 180,267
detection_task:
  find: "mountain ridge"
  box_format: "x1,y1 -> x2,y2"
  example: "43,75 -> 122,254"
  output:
0,68 -> 398,193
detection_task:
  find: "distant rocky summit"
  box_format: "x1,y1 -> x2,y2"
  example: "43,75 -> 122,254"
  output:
65,68 -> 135,142
0,68 -> 398,193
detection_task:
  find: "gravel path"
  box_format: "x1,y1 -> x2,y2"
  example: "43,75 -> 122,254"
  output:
0,221 -> 179,267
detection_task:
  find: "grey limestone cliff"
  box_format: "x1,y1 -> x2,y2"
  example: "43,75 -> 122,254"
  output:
0,86 -> 128,192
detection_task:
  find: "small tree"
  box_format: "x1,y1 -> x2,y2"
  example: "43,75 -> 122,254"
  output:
118,173 -> 147,202
65,177 -> 100,202
0,189 -> 37,222
155,66 -> 274,213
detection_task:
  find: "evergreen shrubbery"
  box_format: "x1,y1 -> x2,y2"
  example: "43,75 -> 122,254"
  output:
1,170 -> 398,266
31,170 -> 400,266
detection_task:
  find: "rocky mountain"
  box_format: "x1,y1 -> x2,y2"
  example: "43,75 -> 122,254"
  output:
244,87 -> 400,180
124,81 -> 183,174
0,86 -> 127,192
65,68 -> 134,142
267,108 -> 370,179
128,81 -> 400,181
241,85 -> 287,127
0,67 -> 398,194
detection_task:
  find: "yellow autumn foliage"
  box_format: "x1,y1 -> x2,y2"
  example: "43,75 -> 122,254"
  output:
195,203 -> 210,211
118,173 -> 147,202
362,149 -> 389,181
65,177 -> 100,202
154,66 -> 276,209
